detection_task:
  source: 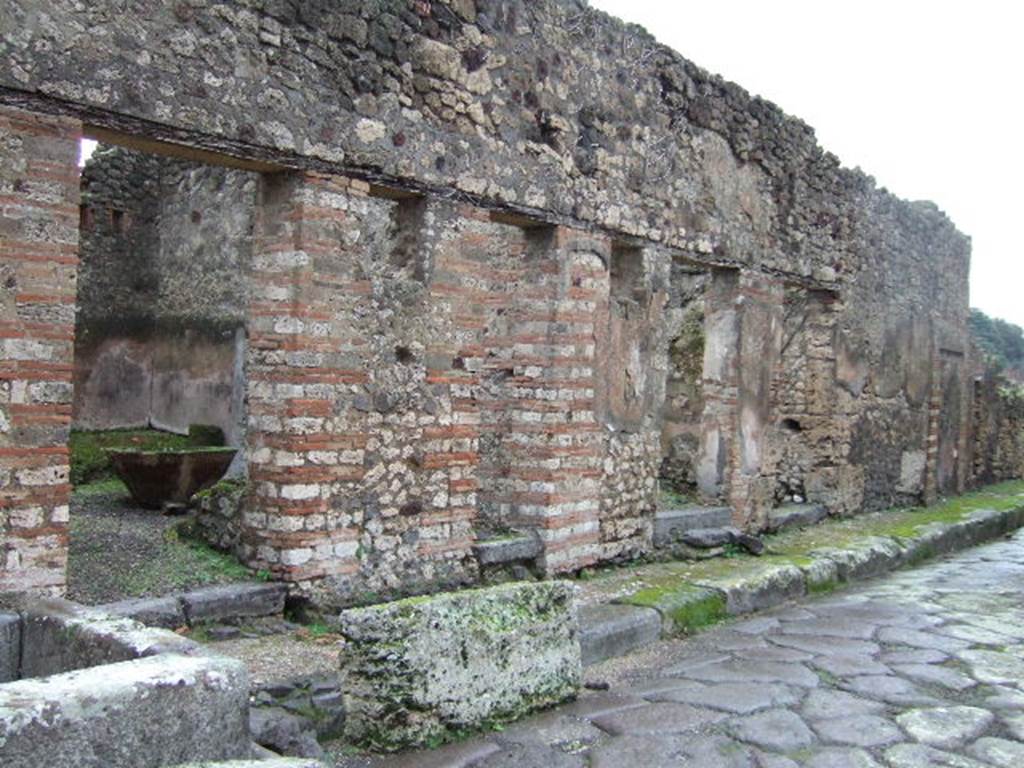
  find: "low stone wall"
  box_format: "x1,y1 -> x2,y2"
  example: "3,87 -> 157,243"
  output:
338,580 -> 580,750
0,598 -> 253,767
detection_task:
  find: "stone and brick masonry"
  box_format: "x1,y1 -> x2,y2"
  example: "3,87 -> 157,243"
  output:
0,0 -> 1021,606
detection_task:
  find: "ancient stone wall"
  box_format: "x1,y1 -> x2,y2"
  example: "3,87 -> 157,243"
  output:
971,368 -> 1024,486
0,1 -> 986,599
74,146 -> 255,453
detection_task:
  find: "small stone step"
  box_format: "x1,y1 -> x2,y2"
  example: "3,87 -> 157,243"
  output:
767,503 -> 828,533
181,583 -> 289,625
654,506 -> 734,547
579,603 -> 661,666
473,534 -> 542,566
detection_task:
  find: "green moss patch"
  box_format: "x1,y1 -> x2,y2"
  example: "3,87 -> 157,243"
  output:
620,582 -> 727,635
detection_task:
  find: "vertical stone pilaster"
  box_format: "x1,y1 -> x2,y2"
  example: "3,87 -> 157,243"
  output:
697,269 -> 784,530
0,106 -> 81,596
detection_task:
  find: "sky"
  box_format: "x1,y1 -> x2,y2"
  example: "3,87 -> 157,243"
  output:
589,0 -> 1024,327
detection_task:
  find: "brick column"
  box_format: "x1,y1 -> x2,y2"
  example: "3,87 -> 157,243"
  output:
243,172 -> 365,583
697,269 -> 784,530
0,106 -> 81,596
509,227 -> 608,574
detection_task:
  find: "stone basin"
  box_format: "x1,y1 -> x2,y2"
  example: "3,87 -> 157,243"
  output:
106,448 -> 237,509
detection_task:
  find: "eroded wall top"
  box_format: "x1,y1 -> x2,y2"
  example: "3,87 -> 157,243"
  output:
0,0 -> 969,287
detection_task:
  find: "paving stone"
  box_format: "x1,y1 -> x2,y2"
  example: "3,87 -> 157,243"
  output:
753,754 -> 799,768
777,618 -> 878,640
730,616 -> 781,635
684,660 -> 820,688
469,743 -> 586,768
727,708 -> 814,752
880,649 -> 949,665
699,631 -> 769,651
382,740 -> 502,768
934,622 -> 1013,646
587,734 -> 690,768
1002,712 -> 1024,740
800,689 -> 886,720
841,675 -> 939,706
495,711 -> 604,749
733,646 -> 813,663
656,652 -> 733,678
967,737 -> 1024,768
895,706 -> 995,749
804,747 -> 883,768
590,702 -> 727,736
983,686 -> 1024,709
557,691 -> 647,719
649,681 -> 800,714
811,715 -> 903,748
809,655 -> 891,677
876,627 -> 970,653
578,604 -> 661,666
957,649 -> 1024,685
883,743 -> 990,768
769,635 -> 881,657
679,734 -> 757,768
890,663 -> 976,691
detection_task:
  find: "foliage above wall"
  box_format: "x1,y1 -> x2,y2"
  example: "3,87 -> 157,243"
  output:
970,308 -> 1024,375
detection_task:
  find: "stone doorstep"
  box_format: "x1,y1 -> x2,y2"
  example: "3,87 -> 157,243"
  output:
766,503 -> 828,533
97,582 -> 289,629
653,506 -> 734,547
584,502 -> 1024,667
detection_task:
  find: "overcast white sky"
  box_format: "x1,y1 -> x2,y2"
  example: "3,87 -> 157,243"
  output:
590,0 -> 1024,327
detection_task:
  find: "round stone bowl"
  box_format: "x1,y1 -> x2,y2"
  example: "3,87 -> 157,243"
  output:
106,447 -> 238,509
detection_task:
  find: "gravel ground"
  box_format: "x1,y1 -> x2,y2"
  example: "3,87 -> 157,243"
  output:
67,483 -> 252,605
208,633 -> 342,686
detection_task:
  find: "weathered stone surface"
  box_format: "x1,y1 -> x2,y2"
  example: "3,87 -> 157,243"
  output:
181,583 -> 288,625
767,504 -> 828,533
248,706 -> 324,759
957,648 -> 1024,684
98,596 -> 187,629
591,702 -> 727,736
338,581 -> 579,750
884,743 -> 989,768
810,715 -> 902,748
805,747 -> 883,768
842,675 -> 939,706
650,681 -> 800,714
686,659 -> 820,688
472,535 -> 543,566
967,737 -> 1024,768
0,653 -> 251,768
579,603 -> 661,666
728,708 -> 814,751
0,612 -> 19,683
800,689 -> 886,720
173,760 -> 328,767
653,507 -> 734,547
895,706 -> 994,749
890,663 -> 976,691
698,564 -> 805,615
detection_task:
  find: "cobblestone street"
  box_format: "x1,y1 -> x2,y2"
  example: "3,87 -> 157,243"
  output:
335,528 -> 1024,767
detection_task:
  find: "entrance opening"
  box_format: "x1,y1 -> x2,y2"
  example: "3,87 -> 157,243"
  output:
68,136 -> 259,604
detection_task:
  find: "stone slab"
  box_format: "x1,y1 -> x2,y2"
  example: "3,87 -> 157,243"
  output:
579,603 -> 661,666
173,761 -> 328,768
0,653 -> 251,768
473,535 -> 543,566
181,583 -> 288,625
338,580 -> 580,750
98,595 -> 187,629
767,504 -> 827,533
653,506 -> 734,547
0,611 -> 19,683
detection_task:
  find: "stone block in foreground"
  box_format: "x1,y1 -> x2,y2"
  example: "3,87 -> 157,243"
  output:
338,580 -> 580,750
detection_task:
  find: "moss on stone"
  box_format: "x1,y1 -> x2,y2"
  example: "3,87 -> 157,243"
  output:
620,582 -> 727,635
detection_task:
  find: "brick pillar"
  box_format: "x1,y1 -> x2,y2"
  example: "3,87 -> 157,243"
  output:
243,172 -> 365,583
697,269 -> 783,530
509,226 -> 609,574
0,106 -> 81,596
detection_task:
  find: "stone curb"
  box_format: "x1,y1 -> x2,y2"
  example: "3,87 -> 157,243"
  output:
96,582 -> 288,629
582,502 -> 1024,667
